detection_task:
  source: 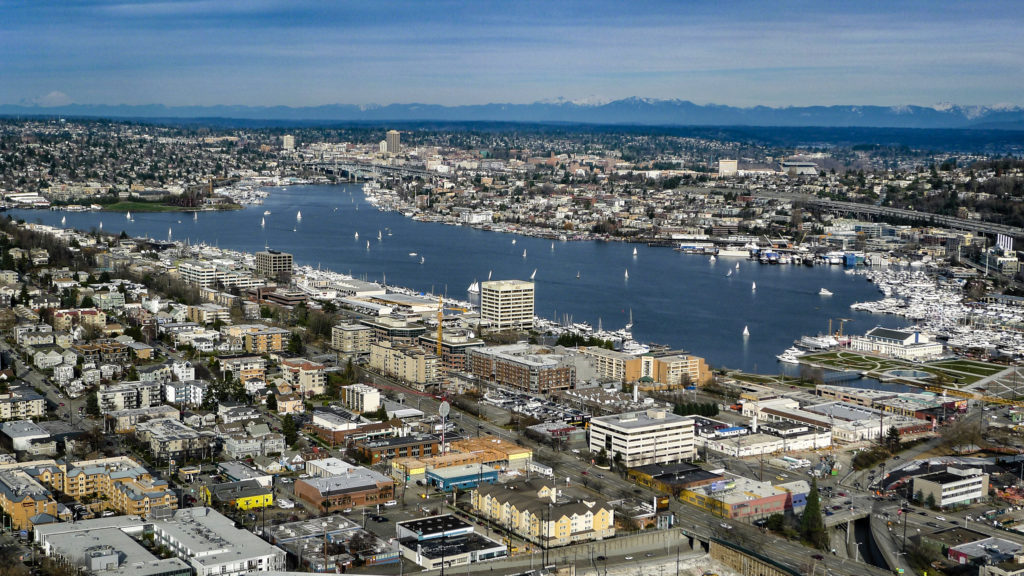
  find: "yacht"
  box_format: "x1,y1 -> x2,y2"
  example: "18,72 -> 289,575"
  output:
819,288 -> 833,296
264,210 -> 271,215
776,347 -> 806,364
409,252 -> 418,257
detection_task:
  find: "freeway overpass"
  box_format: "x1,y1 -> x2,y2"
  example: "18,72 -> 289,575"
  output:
804,197 -> 1024,238
301,159 -> 436,180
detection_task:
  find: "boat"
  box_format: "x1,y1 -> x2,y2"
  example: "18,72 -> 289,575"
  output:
633,247 -> 638,257
551,242 -> 554,251
264,210 -> 271,215
819,288 -> 833,296
576,271 -> 581,279
743,325 -> 750,336
60,216 -> 65,226
726,270 -> 733,277
193,211 -> 198,221
420,256 -> 425,264
776,346 -> 806,364
736,262 -> 740,269
751,281 -> 757,291
354,232 -> 359,239
366,240 -> 370,250
624,269 -> 629,280
530,269 -> 537,280
296,211 -> 302,222
709,255 -> 716,263
126,211 -> 131,220
512,238 -> 517,245
98,221 -> 103,230
468,281 -> 480,294
522,249 -> 527,258
409,252 -> 418,257
261,217 -> 265,227
487,270 -> 492,280
377,230 -> 382,240
625,309 -> 634,331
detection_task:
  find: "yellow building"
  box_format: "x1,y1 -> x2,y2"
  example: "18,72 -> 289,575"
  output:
579,347 -> 711,388
471,480 -> 614,547
202,480 -> 273,510
0,467 -> 65,529
244,327 -> 290,353
61,456 -> 178,517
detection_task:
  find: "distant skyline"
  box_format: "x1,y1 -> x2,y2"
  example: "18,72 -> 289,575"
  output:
2,1 -> 1021,109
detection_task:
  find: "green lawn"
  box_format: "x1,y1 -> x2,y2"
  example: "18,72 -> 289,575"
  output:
102,201 -> 242,213
930,360 -> 1005,377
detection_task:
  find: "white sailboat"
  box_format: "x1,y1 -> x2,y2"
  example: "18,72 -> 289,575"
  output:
512,238 -> 517,245
467,281 -> 480,294
377,230 -> 382,241
710,255 -> 716,263
98,221 -> 103,230
366,240 -> 370,250
420,256 -> 425,264
60,216 -> 66,226
530,269 -> 537,281
354,232 -> 359,239
126,211 -> 131,220
550,242 -> 554,251
625,309 -> 634,331
167,227 -> 172,242
727,270 -> 733,277
261,217 -> 265,227
522,249 -> 527,259
296,210 -> 302,222
576,271 -> 580,279
751,281 -> 757,291
743,325 -> 750,336
193,211 -> 198,221
487,270 -> 492,280
624,269 -> 629,280
632,247 -> 638,257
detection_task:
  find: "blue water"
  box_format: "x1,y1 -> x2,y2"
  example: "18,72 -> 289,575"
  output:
12,184 -> 907,372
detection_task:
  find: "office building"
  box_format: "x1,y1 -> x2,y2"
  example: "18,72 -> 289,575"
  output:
480,280 -> 534,330
913,467 -> 989,508
282,134 -> 295,150
385,130 -> 401,154
293,467 -> 394,512
588,409 -> 695,467
340,384 -> 381,414
254,249 -> 293,278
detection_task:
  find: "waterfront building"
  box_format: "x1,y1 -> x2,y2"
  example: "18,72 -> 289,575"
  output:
848,327 -> 944,361
588,409 -> 695,467
254,249 -> 293,278
480,280 -> 534,330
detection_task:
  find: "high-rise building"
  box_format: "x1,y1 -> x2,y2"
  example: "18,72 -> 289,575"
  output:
718,159 -> 738,177
480,280 -> 534,330
254,249 -> 293,278
282,134 -> 295,150
386,130 -> 401,154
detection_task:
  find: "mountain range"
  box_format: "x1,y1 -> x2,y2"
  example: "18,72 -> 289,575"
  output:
2,97 -> 1023,129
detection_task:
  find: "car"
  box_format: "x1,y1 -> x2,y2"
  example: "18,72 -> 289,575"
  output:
776,475 -> 784,481
811,554 -> 824,560
893,455 -> 901,459
342,508 -> 352,514
645,552 -> 654,557
596,556 -> 607,561
837,492 -> 846,497
581,471 -> 588,476
596,473 -> 605,478
950,520 -> 959,525
625,556 -> 633,560
935,516 -> 946,521
843,501 -> 852,506
720,522 -> 733,530
825,510 -> 834,516
918,511 -> 928,516
831,505 -> 842,511
384,500 -> 398,507
59,402 -> 65,406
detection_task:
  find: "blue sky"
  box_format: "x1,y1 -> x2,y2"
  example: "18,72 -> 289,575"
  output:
1,0 -> 1021,108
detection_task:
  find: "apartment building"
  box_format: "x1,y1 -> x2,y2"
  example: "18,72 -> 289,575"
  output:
0,386 -> 46,421
480,280 -> 534,330
243,327 -> 290,354
331,322 -> 373,354
369,341 -> 438,390
98,380 -> 163,413
340,383 -> 381,414
467,344 -> 574,393
280,358 -> 326,397
471,480 -> 614,547
134,418 -> 215,465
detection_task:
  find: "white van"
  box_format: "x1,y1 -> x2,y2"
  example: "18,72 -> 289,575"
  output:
384,500 -> 398,507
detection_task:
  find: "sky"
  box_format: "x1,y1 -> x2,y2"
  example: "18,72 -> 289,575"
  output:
1,0 -> 1021,109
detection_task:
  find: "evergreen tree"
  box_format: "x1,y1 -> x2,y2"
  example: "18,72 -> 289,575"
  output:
265,393 -> 277,412
86,390 -> 100,417
282,414 -> 298,446
886,425 -> 901,452
800,478 -> 828,549
287,333 -> 304,355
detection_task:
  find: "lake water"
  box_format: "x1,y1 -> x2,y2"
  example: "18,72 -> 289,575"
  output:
12,184 -> 907,372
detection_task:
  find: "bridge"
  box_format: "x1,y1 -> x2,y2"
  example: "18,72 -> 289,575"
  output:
824,506 -> 872,528
301,159 -> 436,180
804,197 -> 1024,238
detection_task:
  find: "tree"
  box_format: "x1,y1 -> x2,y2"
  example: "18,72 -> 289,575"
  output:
925,493 -> 936,509
287,333 -> 304,355
265,393 -> 277,412
86,390 -> 100,417
886,425 -> 901,452
800,479 -> 828,549
282,414 -> 298,446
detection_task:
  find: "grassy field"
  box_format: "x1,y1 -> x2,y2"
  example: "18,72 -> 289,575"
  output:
930,360 -> 1005,377
801,350 -> 999,386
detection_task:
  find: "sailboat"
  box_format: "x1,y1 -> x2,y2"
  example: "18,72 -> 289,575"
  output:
487,270 -> 492,281
709,255 -> 716,263
193,211 -> 198,221
354,232 -> 359,239
60,216 -> 66,226
633,247 -> 638,257
467,281 -> 480,294
576,271 -> 581,279
550,241 -> 554,251
743,325 -> 750,336
624,269 -> 629,280
625,309 -> 634,331
420,256 -> 425,264
126,211 -> 131,220
727,270 -> 733,277
752,281 -> 757,291
522,249 -> 527,259
530,269 -> 537,280
98,221 -> 103,230
736,262 -> 740,269
261,217 -> 265,227
366,240 -> 370,250
377,230 -> 382,241
512,238 -> 517,245
296,211 -> 302,222
167,227 -> 172,242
